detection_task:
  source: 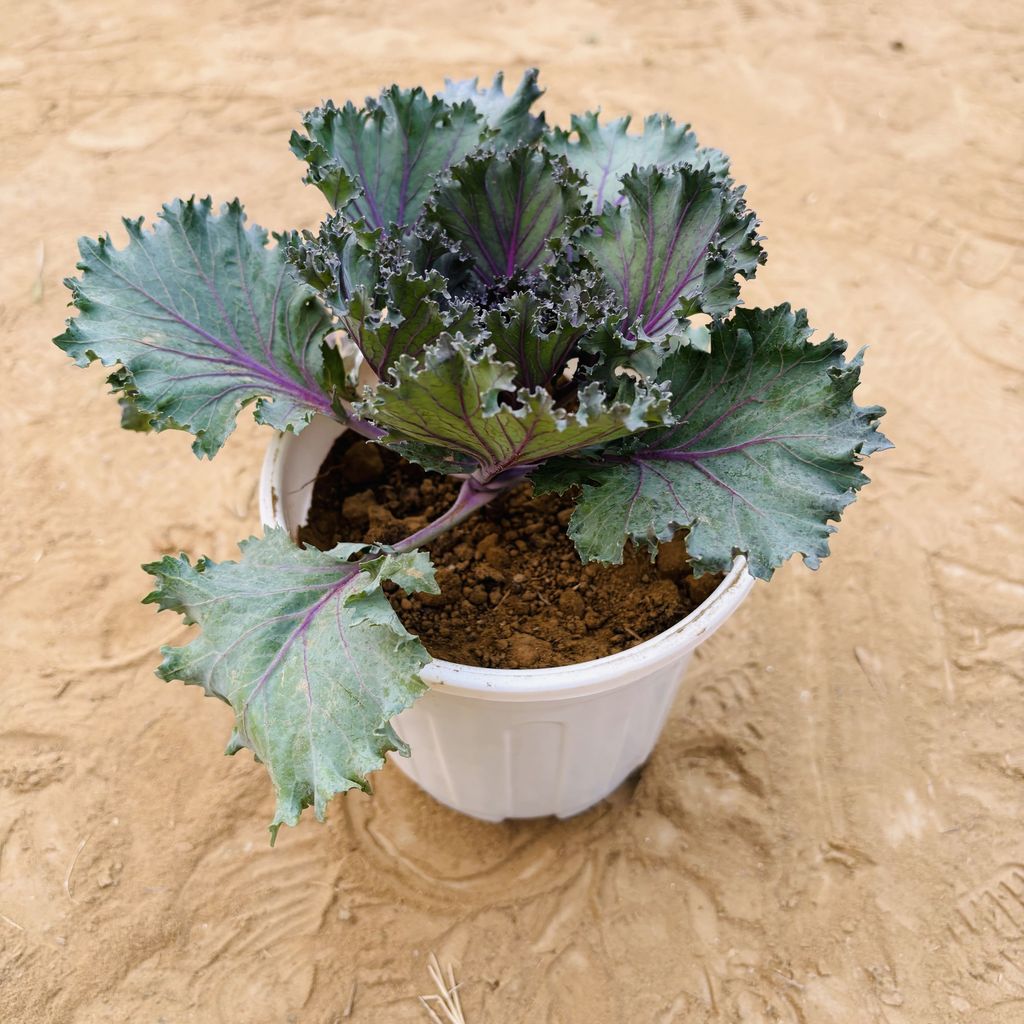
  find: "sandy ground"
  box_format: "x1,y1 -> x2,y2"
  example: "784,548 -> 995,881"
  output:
1,1 -> 1022,1021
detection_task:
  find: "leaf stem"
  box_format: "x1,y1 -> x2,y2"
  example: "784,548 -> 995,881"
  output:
388,466 -> 530,554
338,402 -> 386,441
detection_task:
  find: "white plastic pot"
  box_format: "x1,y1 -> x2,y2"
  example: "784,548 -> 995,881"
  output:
260,416 -> 756,822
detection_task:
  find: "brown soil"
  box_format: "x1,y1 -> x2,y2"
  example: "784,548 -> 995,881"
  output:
298,433 -> 721,668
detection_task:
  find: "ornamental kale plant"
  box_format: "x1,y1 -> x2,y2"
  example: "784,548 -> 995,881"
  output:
55,70 -> 890,840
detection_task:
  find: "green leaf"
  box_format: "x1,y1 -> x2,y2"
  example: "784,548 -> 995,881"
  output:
105,367 -> 155,432
425,147 -> 585,286
437,68 -> 546,146
548,111 -> 729,214
361,336 -> 670,476
533,306 -> 891,580
578,165 -> 763,335
343,269 -> 476,377
482,291 -> 590,390
576,321 -> 666,385
55,198 -> 336,458
290,87 -> 485,228
143,529 -> 437,841
291,216 -> 477,377
285,216 -> 382,310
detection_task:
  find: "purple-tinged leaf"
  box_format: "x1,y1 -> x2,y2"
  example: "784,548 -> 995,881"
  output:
290,87 -> 485,229
578,165 -> 763,337
343,269 -> 476,377
437,68 -> 546,146
425,148 -> 585,287
290,217 -> 477,378
548,111 -> 729,214
285,216 -> 382,312
143,529 -> 437,841
55,198 -> 337,458
482,291 -> 590,390
533,306 -> 891,580
360,336 -> 670,477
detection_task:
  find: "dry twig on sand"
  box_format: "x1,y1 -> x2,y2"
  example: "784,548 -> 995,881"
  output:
419,953 -> 466,1024
64,834 -> 92,903
341,977 -> 357,1017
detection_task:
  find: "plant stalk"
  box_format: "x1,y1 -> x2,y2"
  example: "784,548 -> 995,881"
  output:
389,466 -> 530,554
338,402 -> 386,441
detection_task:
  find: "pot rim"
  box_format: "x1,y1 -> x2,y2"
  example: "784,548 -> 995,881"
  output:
261,419 -> 756,699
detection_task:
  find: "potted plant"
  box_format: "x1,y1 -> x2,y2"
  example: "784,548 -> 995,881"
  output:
54,70 -> 890,842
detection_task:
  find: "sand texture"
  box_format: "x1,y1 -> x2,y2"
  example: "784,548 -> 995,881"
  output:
1,1 -> 1022,1020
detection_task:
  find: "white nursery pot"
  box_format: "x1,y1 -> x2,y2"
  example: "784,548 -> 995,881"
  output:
260,416 -> 756,822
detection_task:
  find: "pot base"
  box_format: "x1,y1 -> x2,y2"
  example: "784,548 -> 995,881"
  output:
387,660 -> 688,820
